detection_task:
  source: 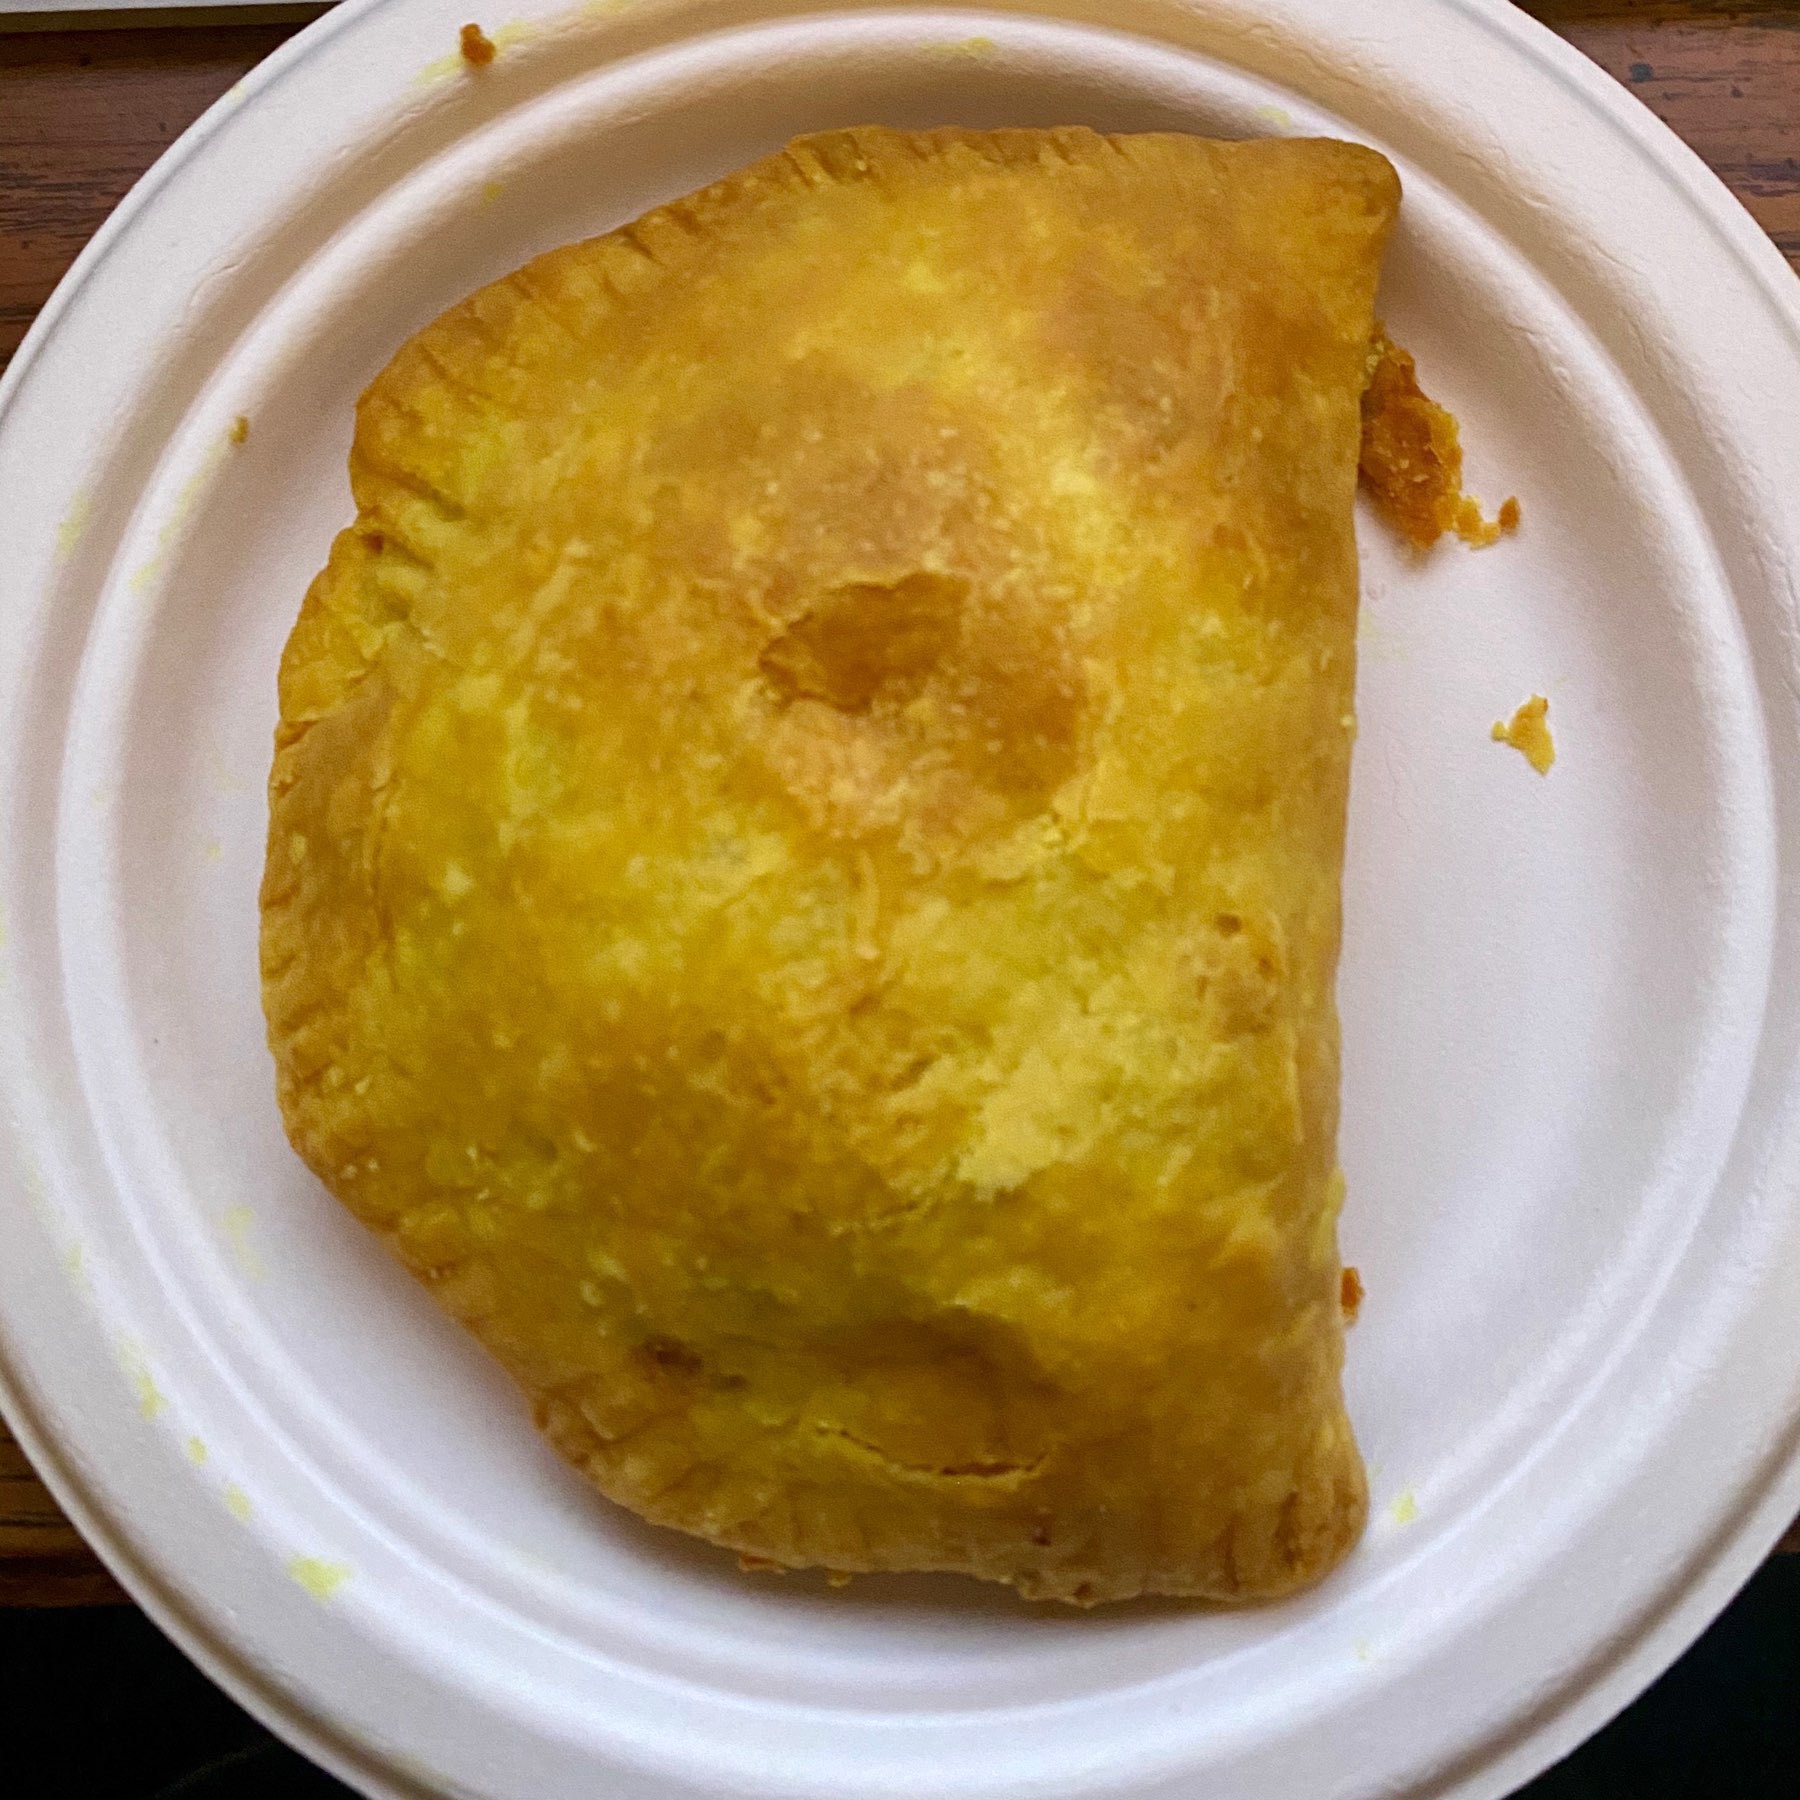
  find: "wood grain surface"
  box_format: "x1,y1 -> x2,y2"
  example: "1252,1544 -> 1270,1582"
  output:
3,0 -> 1799,1602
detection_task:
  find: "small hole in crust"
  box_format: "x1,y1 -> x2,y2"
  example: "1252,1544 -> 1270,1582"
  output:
759,571 -> 967,712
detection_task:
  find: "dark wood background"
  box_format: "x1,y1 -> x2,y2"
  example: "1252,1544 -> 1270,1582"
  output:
3,0 -> 1799,1605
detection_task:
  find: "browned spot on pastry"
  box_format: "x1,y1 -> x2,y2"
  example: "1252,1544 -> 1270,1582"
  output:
1340,1265 -> 1364,1323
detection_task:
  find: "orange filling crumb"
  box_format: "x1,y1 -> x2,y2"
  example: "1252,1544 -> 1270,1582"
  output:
1359,330 -> 1517,549
1340,1265 -> 1364,1323
459,22 -> 497,65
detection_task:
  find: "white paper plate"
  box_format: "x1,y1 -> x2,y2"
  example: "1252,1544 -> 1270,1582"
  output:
4,2 -> 1800,1795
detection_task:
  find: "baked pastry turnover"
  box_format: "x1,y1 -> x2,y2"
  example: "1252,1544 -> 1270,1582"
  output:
262,126 -> 1398,1604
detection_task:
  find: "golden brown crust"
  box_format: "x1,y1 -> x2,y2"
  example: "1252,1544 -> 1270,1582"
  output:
261,126 -> 1394,1604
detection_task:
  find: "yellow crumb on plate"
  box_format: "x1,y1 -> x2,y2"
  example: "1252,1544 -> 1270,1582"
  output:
287,1555 -> 352,1600
924,35 -> 998,58
56,492 -> 93,560
120,1343 -> 166,1420
1388,1490 -> 1418,1526
1492,694 -> 1555,774
220,1203 -> 266,1280
228,414 -> 250,446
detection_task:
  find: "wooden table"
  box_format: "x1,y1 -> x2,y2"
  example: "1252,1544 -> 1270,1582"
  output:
4,0 -> 1800,1607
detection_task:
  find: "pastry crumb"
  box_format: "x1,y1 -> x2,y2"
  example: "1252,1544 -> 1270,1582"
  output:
1359,330 -> 1510,549
924,35 -> 998,59
459,22 -> 496,65
1340,1265 -> 1364,1323
825,1569 -> 854,1589
287,1555 -> 352,1600
228,414 -> 250,446
1497,494 -> 1521,534
1492,694 -> 1555,774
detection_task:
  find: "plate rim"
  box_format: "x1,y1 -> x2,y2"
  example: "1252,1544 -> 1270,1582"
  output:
3,3 -> 1800,1797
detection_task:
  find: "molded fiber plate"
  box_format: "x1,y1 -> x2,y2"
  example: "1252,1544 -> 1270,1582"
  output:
2,3 -> 1799,1797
